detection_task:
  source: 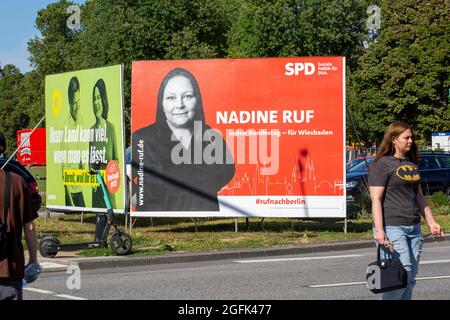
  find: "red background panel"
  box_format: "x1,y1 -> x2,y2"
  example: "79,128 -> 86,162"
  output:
16,128 -> 46,166
131,57 -> 344,196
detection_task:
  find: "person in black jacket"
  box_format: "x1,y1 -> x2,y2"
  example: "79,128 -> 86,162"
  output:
0,169 -> 39,300
132,68 -> 235,211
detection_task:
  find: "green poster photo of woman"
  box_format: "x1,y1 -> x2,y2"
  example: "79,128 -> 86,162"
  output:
45,65 -> 126,213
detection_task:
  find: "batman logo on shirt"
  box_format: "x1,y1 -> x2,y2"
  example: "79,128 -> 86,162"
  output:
396,165 -> 420,182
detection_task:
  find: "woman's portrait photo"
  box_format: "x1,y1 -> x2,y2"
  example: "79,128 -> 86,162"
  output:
90,79 -> 119,208
132,68 -> 235,211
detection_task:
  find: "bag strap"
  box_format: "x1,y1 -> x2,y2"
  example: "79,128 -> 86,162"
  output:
376,244 -> 382,262
377,243 -> 394,263
2,170 -> 11,225
381,173 -> 390,229
374,165 -> 395,260
371,169 -> 390,231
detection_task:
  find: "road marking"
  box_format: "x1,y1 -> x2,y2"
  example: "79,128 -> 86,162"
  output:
24,287 -> 87,300
423,245 -> 450,251
23,287 -> 54,294
308,275 -> 450,288
420,259 -> 450,265
40,261 -> 68,271
234,254 -> 363,263
309,281 -> 365,288
416,275 -> 450,281
54,294 -> 87,300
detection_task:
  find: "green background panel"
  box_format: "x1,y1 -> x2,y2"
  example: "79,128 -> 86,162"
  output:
45,65 -> 125,211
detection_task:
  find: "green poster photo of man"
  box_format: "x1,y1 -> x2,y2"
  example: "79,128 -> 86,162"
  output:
45,65 -> 126,213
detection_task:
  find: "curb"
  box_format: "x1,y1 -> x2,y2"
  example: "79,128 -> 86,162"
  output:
37,235 -> 450,271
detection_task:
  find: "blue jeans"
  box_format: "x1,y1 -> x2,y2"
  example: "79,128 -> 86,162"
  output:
378,224 -> 423,300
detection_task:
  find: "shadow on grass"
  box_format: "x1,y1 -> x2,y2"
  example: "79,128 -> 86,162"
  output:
38,230 -> 96,236
55,214 -> 127,225
40,215 -> 374,234
147,218 -> 373,234
58,214 -> 194,226
77,246 -> 168,257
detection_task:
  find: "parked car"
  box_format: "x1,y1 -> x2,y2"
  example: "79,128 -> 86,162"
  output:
346,152 -> 450,212
346,156 -> 375,212
0,158 -> 42,212
346,156 -> 372,172
417,152 -> 450,197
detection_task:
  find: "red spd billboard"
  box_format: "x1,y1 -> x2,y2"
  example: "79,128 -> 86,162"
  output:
131,57 -> 346,217
16,128 -> 46,166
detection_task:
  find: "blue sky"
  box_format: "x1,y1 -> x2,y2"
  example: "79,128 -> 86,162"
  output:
0,0 -> 84,73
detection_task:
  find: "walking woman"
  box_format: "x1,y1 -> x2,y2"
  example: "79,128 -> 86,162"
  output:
368,121 -> 444,300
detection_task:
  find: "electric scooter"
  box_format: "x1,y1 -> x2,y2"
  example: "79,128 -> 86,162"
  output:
39,162 -> 132,257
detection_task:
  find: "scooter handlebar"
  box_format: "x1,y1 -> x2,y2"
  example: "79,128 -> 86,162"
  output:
89,161 -> 101,174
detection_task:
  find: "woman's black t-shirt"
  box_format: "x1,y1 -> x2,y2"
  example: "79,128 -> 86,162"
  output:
368,156 -> 421,226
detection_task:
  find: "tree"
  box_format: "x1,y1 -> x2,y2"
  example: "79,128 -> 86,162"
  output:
4,0 -> 85,142
227,0 -> 367,70
17,70 -> 46,129
28,0 -> 84,75
2,0 -> 448,152
0,65 -> 26,154
77,0 -> 231,143
2,0 -> 231,148
349,0 -> 450,146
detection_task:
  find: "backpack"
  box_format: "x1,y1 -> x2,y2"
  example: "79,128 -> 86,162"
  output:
0,170 -> 11,259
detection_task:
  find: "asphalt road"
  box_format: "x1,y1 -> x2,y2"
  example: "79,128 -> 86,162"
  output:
23,241 -> 450,300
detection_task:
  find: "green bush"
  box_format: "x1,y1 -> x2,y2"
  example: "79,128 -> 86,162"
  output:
429,192 -> 450,207
433,206 -> 450,216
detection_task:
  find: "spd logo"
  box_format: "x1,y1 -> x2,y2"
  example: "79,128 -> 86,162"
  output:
285,62 -> 315,76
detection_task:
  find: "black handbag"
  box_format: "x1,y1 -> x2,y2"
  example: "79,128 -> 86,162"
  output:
366,244 -> 407,294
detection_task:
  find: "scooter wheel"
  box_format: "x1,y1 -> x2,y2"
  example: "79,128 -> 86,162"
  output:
39,236 -> 60,258
110,233 -> 132,256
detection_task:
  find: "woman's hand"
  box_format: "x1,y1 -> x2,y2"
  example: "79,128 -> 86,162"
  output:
416,187 -> 444,238
374,228 -> 387,245
428,222 -> 445,237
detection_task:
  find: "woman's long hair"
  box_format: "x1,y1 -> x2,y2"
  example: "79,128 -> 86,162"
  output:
375,121 -> 419,164
155,68 -> 205,126
93,79 -> 109,120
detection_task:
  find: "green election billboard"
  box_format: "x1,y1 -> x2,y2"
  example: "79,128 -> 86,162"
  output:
45,65 -> 126,212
